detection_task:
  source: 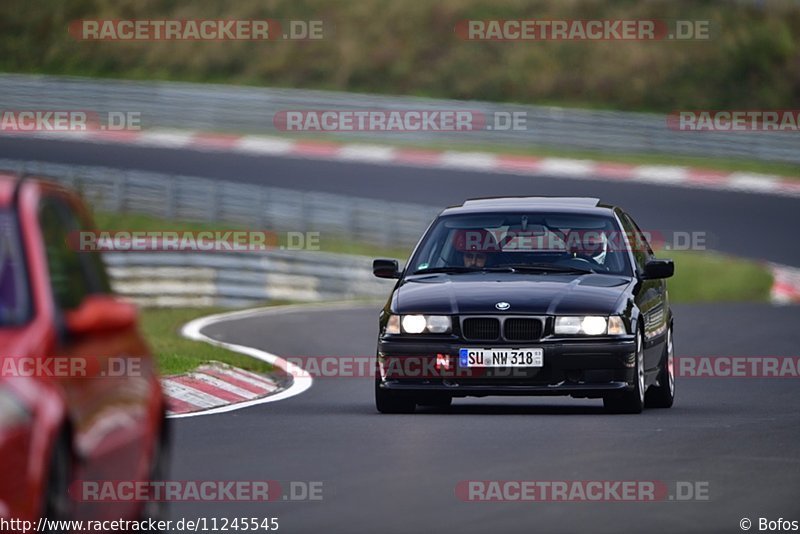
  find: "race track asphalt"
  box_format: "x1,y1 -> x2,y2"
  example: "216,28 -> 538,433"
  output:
7,136 -> 798,533
168,303 -> 800,534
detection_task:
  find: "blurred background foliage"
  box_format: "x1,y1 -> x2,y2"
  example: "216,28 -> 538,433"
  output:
1,0 -> 798,111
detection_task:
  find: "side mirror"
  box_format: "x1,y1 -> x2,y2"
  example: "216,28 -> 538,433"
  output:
373,259 -> 401,279
642,259 -> 674,280
65,295 -> 138,335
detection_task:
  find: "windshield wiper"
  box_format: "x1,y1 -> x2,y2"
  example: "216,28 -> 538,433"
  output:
478,266 -> 519,273
500,263 -> 595,274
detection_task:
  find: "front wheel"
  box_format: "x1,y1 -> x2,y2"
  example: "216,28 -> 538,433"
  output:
41,431 -> 73,534
645,326 -> 675,408
604,330 -> 645,414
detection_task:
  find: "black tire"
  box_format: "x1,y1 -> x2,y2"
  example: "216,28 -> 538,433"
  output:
604,330 -> 645,414
41,431 -> 73,534
645,326 -> 675,409
375,380 -> 416,414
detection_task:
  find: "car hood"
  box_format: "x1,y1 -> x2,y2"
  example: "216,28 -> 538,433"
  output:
394,273 -> 633,315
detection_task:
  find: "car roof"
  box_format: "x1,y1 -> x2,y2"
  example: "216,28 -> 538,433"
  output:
440,196 -> 616,216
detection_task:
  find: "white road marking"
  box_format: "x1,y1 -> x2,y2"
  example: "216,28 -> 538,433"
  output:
234,136 -> 295,155
336,144 -> 396,162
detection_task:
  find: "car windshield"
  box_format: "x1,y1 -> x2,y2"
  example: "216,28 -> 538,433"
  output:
408,211 -> 633,276
0,210 -> 31,327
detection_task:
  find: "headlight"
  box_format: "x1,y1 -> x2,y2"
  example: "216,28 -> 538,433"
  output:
385,315 -> 452,334
402,315 -> 427,334
554,316 -> 627,335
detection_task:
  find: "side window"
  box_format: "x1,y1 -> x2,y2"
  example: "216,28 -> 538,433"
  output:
618,211 -> 652,273
61,200 -> 113,295
39,196 -> 110,311
0,213 -> 31,325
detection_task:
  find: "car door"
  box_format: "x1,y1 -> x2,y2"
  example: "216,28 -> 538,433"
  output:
37,193 -> 152,519
617,210 -> 667,375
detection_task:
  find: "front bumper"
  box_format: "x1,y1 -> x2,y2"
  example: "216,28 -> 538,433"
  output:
377,336 -> 636,398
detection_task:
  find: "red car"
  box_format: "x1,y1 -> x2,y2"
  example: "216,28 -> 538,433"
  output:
0,173 -> 168,530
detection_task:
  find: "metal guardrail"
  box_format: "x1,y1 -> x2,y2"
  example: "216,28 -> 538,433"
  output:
104,249 -> 395,307
0,157 -> 415,307
0,158 -> 439,249
2,74 -> 798,164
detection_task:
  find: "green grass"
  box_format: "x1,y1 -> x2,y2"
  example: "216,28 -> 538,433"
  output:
664,250 -> 773,303
139,307 -> 277,376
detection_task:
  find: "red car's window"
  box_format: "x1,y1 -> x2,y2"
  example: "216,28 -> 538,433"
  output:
0,212 -> 31,326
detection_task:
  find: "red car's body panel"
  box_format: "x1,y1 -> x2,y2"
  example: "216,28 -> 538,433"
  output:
0,174 -> 166,523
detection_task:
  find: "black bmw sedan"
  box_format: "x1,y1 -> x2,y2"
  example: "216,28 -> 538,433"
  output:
373,197 -> 675,414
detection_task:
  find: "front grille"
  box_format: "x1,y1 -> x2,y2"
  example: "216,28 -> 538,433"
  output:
503,318 -> 543,341
462,318 -> 500,341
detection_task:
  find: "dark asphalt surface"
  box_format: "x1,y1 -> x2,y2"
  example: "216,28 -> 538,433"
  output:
169,303 -> 800,534
1,136 -> 798,265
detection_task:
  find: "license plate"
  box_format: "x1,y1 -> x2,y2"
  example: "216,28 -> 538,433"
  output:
459,348 -> 543,368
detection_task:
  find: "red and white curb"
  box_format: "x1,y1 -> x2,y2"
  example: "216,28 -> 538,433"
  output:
162,362 -> 284,416
770,264 -> 800,305
5,128 -> 800,198
166,302 -> 368,418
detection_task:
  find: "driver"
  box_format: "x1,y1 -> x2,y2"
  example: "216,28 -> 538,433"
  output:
566,229 -> 608,265
453,228 -> 499,268
463,251 -> 487,268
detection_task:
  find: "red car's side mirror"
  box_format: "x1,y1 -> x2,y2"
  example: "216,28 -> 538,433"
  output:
65,295 -> 138,335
